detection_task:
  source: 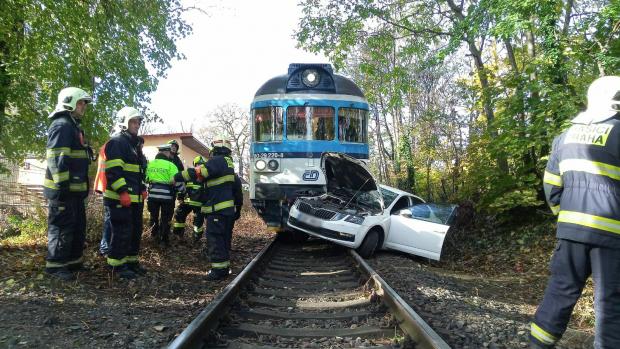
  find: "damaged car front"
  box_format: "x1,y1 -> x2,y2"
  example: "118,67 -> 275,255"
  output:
288,152 -> 457,260
287,152 -> 386,251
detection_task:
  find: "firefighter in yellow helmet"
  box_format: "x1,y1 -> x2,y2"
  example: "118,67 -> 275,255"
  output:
173,155 -> 208,243
44,87 -> 93,281
530,76 -> 620,348
174,135 -> 240,280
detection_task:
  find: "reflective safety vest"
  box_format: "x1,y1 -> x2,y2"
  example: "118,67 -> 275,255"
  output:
146,155 -> 178,202
103,132 -> 145,205
94,142 -> 108,194
175,154 -> 235,215
544,117 -> 620,248
43,112 -> 91,201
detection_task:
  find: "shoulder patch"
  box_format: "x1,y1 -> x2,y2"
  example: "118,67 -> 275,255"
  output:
564,124 -> 614,146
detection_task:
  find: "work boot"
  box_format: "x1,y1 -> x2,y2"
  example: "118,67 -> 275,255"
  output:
206,268 -> 229,281
45,267 -> 75,281
126,262 -> 148,276
110,265 -> 137,280
67,262 -> 91,272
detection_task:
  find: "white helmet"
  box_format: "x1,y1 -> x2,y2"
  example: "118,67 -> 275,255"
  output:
116,106 -> 143,130
572,75 -> 620,124
49,87 -> 92,118
212,134 -> 232,150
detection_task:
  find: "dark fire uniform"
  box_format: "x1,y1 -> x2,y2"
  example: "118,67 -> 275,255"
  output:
43,111 -> 91,273
175,154 -> 235,278
102,131 -> 145,272
531,119 -> 620,348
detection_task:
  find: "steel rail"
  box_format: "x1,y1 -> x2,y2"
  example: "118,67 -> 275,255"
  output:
350,249 -> 452,349
168,238 -> 451,349
167,238 -> 277,349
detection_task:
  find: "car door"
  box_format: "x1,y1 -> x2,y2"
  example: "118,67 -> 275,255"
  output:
386,203 -> 457,260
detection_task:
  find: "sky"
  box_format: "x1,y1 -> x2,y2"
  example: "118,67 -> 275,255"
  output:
147,0 -> 327,133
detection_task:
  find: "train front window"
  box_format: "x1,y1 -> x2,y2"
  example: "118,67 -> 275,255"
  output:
253,107 -> 283,142
338,108 -> 368,143
287,106 -> 335,140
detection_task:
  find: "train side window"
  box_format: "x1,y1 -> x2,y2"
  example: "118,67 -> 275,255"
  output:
338,108 -> 368,143
253,107 -> 283,142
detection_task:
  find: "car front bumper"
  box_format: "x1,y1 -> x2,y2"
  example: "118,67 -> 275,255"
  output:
287,205 -> 365,248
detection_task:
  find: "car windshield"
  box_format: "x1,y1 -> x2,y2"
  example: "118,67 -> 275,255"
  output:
380,187 -> 399,207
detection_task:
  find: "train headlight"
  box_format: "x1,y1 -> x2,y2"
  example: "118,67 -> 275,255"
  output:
302,69 -> 320,87
267,159 -> 279,171
255,160 -> 266,171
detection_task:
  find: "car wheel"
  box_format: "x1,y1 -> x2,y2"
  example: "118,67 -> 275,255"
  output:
356,229 -> 379,258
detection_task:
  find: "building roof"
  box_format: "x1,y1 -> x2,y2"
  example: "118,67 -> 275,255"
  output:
141,133 -> 210,157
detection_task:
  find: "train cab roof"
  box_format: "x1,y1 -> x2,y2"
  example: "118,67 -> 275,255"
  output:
254,63 -> 365,98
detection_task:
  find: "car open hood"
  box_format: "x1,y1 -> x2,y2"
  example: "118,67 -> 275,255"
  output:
320,152 -> 378,195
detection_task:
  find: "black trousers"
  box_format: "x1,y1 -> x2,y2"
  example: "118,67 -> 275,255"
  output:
46,196 -> 86,269
148,199 -> 175,238
105,202 -> 143,265
173,202 -> 205,233
532,239 -> 620,348
206,214 -> 233,268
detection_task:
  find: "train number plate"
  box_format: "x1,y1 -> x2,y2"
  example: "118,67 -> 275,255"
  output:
255,153 -> 284,158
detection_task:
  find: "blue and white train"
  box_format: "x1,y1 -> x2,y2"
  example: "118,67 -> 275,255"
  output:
249,63 -> 370,232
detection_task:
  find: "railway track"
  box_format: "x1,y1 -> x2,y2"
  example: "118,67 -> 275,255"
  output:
169,238 -> 451,349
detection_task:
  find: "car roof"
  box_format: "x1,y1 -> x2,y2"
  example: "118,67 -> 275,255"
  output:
378,184 -> 425,203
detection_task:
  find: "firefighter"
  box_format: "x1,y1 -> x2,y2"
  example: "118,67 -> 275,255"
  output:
98,136 -> 147,256
43,87 -> 92,281
174,135 -> 236,280
167,139 -> 184,171
173,155 -> 207,243
102,107 -> 146,279
530,76 -> 620,349
146,144 -> 180,246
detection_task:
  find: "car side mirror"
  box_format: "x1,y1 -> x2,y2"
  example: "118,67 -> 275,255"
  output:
398,209 -> 412,218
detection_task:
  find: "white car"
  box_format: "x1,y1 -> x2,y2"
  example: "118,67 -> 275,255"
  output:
287,152 -> 457,260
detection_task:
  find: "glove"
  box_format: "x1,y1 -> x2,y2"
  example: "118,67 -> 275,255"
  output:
119,191 -> 131,208
234,205 -> 242,221
141,191 -> 148,200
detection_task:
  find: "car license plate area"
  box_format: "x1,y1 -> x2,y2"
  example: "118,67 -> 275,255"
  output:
299,214 -> 321,226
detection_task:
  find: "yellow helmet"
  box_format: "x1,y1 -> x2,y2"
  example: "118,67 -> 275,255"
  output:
193,155 -> 206,166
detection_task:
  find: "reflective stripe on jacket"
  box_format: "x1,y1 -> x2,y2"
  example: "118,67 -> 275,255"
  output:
175,155 -> 235,215
185,181 -> 203,206
146,155 -> 178,202
43,112 -> 90,200
544,118 -> 620,248
103,132 -> 144,204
